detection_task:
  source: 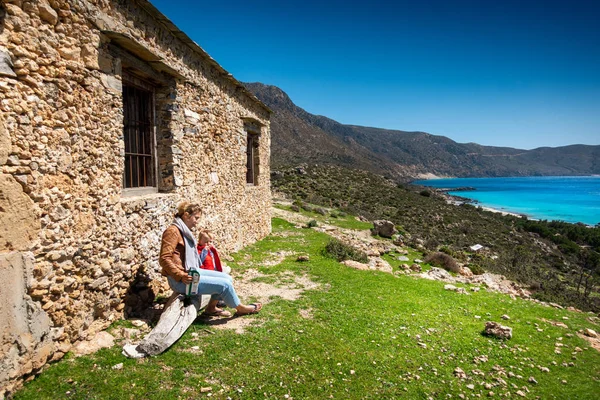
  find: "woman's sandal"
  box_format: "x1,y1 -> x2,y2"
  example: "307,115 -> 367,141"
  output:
236,303 -> 262,316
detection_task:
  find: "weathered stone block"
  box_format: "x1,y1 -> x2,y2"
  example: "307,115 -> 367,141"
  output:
0,48 -> 17,78
0,174 -> 40,251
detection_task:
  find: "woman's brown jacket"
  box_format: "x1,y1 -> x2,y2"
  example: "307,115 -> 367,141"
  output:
159,225 -> 188,282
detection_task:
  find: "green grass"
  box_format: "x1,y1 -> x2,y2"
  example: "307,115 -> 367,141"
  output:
15,218 -> 600,399
274,203 -> 374,230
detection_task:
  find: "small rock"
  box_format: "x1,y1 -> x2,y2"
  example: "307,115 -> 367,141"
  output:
130,320 -> 147,328
539,367 -> 549,373
528,377 -> 537,384
444,284 -> 458,291
501,315 -> 510,320
200,387 -> 212,393
296,255 -> 310,262
516,391 -> 526,397
583,328 -> 598,338
111,363 -> 123,370
466,384 -> 475,390
454,367 -> 467,379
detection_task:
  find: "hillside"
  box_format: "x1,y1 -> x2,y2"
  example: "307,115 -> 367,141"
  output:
14,212 -> 600,399
245,82 -> 600,179
271,165 -> 600,312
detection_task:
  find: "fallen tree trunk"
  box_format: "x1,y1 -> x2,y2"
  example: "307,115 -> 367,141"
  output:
122,292 -> 210,358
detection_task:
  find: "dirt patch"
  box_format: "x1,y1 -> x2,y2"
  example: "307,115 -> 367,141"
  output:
541,318 -> 570,329
243,250 -> 298,267
203,269 -> 320,334
578,333 -> 600,353
299,308 -> 314,319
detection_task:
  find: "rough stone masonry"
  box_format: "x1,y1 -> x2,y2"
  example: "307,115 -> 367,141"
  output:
0,0 -> 271,395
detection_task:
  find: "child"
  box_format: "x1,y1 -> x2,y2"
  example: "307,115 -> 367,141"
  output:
197,230 -> 231,274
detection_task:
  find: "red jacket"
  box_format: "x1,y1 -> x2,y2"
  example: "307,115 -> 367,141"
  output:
197,244 -> 223,272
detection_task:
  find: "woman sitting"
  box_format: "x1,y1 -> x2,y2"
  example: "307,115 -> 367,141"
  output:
159,202 -> 261,317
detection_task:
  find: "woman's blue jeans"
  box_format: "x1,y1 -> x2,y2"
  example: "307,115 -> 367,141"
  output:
167,268 -> 241,308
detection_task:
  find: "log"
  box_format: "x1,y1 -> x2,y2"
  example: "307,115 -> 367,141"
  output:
122,292 -> 211,358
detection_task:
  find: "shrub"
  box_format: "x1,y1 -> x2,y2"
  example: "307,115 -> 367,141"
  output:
290,205 -> 300,212
420,190 -> 431,197
424,237 -> 440,250
315,207 -> 328,216
301,202 -> 313,212
305,219 -> 318,228
424,252 -> 460,273
468,264 -> 485,275
439,246 -> 454,256
323,239 -> 368,263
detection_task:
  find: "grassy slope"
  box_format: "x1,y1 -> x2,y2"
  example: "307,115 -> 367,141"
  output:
15,218 -> 600,399
272,165 -> 600,312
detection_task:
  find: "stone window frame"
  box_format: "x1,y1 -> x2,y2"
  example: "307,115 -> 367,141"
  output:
103,35 -> 181,197
122,72 -> 158,194
243,119 -> 263,186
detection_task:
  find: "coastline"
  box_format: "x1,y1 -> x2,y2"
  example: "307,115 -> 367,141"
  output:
412,176 -> 600,226
436,190 -> 525,219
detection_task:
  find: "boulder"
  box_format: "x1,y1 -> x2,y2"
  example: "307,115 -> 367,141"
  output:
342,260 -> 369,270
72,331 -> 115,356
484,321 -> 512,340
372,220 -> 397,238
584,328 -> 598,338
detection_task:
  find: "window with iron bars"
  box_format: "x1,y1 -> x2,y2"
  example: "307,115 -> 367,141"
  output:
122,76 -> 157,190
246,133 -> 259,185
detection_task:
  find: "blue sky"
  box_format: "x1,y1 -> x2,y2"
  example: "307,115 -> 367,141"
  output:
150,0 -> 599,150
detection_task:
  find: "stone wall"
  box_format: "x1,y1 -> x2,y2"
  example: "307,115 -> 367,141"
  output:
0,0 -> 271,395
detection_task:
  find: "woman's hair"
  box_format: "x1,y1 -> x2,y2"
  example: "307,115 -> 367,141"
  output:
175,202 -> 202,218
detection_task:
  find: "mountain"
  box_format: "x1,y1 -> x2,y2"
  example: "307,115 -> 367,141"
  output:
244,82 -> 600,179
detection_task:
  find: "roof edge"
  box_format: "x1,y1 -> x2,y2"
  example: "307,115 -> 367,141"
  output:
136,0 -> 272,114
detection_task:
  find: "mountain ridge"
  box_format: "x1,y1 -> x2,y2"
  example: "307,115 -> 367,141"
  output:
244,82 -> 600,179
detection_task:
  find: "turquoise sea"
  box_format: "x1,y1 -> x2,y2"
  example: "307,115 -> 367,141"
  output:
413,176 -> 600,226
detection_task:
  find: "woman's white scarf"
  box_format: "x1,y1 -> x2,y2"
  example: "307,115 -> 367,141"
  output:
172,217 -> 200,272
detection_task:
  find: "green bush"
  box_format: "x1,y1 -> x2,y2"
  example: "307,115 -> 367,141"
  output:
301,202 -> 313,212
439,246 -> 454,256
323,238 -> 368,263
305,219 -> 318,228
424,252 -> 460,273
420,189 -> 431,197
468,264 -> 485,275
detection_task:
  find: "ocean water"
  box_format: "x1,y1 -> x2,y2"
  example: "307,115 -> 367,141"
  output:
413,176 -> 600,226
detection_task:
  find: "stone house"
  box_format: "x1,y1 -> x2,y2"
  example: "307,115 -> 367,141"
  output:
0,0 -> 271,395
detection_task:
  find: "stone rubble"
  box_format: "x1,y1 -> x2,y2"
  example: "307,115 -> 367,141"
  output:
484,322 -> 513,340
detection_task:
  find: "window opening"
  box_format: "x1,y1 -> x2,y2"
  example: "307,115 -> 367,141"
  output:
246,133 -> 259,185
122,76 -> 156,189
